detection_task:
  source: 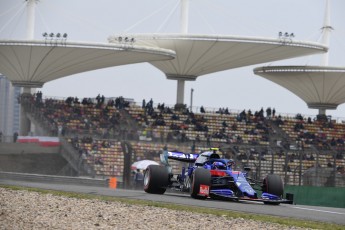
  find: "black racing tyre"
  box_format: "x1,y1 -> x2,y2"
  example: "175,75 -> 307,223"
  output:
262,174 -> 284,197
191,168 -> 211,199
144,165 -> 169,194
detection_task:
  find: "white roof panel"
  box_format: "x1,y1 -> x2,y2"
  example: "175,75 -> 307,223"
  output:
109,34 -> 328,79
254,66 -> 345,110
0,40 -> 175,87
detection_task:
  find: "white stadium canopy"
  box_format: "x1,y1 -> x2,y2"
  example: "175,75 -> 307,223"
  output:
0,39 -> 175,88
109,33 -> 327,105
109,34 -> 328,79
254,66 -> 345,114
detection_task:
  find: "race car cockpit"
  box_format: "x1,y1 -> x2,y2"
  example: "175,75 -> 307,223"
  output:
195,148 -> 220,166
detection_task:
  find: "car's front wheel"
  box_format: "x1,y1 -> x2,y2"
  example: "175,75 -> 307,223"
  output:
262,174 -> 284,197
190,168 -> 211,199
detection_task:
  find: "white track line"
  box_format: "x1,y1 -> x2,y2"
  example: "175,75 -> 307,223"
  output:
292,206 -> 345,215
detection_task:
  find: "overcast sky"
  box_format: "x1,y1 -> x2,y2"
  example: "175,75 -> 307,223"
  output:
1,0 -> 345,119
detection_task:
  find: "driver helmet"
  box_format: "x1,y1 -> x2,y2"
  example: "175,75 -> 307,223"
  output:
213,161 -> 226,170
227,159 -> 235,168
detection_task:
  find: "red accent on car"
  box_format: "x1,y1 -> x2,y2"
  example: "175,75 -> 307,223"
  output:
210,170 -> 227,176
199,184 -> 210,196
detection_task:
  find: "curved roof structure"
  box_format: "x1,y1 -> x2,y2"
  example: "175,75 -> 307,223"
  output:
0,40 -> 175,88
109,34 -> 328,80
254,66 -> 345,114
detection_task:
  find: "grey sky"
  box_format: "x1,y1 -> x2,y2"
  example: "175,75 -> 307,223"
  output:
1,0 -> 344,119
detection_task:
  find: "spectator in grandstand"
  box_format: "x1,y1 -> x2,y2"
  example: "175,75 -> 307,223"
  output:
306,153 -> 314,161
206,134 -> 211,147
102,140 -> 110,148
307,117 -> 313,124
170,123 -> 180,130
13,131 -> 18,143
272,108 -> 276,117
330,138 -> 337,147
148,98 -> 153,108
35,91 -> 43,104
337,138 -> 344,146
327,160 -> 333,168
95,156 -> 104,165
74,97 -> 80,104
231,123 -> 238,131
180,123 -> 188,130
250,138 -> 259,145
337,166 -> 344,175
217,108 -> 224,114
295,113 -> 304,120
238,152 -> 246,160
184,117 -> 191,125
142,99 -> 146,108
275,115 -> 284,126
171,114 -> 180,120
200,106 -> 205,113
96,94 -> 101,104
134,169 -> 144,189
191,141 -> 196,153
266,107 -> 272,118
0,130 -> 2,142
237,110 -> 247,122
195,134 -> 201,143
336,152 -> 344,160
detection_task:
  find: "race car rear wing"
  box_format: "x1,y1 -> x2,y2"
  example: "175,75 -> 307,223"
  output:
160,151 -> 199,165
168,151 -> 199,162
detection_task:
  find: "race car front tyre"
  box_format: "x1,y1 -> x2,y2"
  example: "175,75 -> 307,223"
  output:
191,168 -> 211,200
144,165 -> 169,194
262,174 -> 284,197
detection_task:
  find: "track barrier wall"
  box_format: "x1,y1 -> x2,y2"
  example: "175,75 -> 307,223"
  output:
0,172 -> 344,208
285,185 -> 345,208
0,172 -> 108,187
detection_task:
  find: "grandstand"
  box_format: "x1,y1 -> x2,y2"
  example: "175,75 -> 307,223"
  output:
3,92 -> 342,188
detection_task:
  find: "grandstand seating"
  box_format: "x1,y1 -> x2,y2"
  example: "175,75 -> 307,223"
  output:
25,95 -> 345,187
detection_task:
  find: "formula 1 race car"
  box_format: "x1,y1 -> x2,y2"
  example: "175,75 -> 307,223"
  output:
143,148 -> 293,205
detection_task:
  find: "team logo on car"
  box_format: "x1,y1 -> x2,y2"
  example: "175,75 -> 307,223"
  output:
199,184 -> 210,196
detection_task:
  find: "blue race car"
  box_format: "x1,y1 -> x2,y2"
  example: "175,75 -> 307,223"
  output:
143,148 -> 293,205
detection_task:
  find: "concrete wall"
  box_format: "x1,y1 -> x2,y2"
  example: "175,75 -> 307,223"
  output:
0,143 -> 60,154
0,143 -> 76,176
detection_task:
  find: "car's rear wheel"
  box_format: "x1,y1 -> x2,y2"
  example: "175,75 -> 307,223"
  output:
144,165 -> 169,194
262,174 -> 284,197
191,168 -> 211,199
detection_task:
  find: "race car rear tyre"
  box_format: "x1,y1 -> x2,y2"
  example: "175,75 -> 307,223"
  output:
262,174 -> 284,197
144,165 -> 169,194
191,168 -> 211,200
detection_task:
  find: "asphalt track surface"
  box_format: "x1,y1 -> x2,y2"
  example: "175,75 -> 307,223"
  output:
1,179 -> 344,226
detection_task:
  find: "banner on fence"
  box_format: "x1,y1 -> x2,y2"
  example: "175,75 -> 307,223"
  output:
17,136 -> 60,147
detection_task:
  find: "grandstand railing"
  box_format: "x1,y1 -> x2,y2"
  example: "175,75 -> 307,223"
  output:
42,95 -> 345,124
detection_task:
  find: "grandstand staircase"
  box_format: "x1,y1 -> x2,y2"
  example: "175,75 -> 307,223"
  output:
26,111 -> 95,177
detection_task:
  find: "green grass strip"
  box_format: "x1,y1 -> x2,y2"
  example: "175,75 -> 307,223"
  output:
1,184 -> 344,230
